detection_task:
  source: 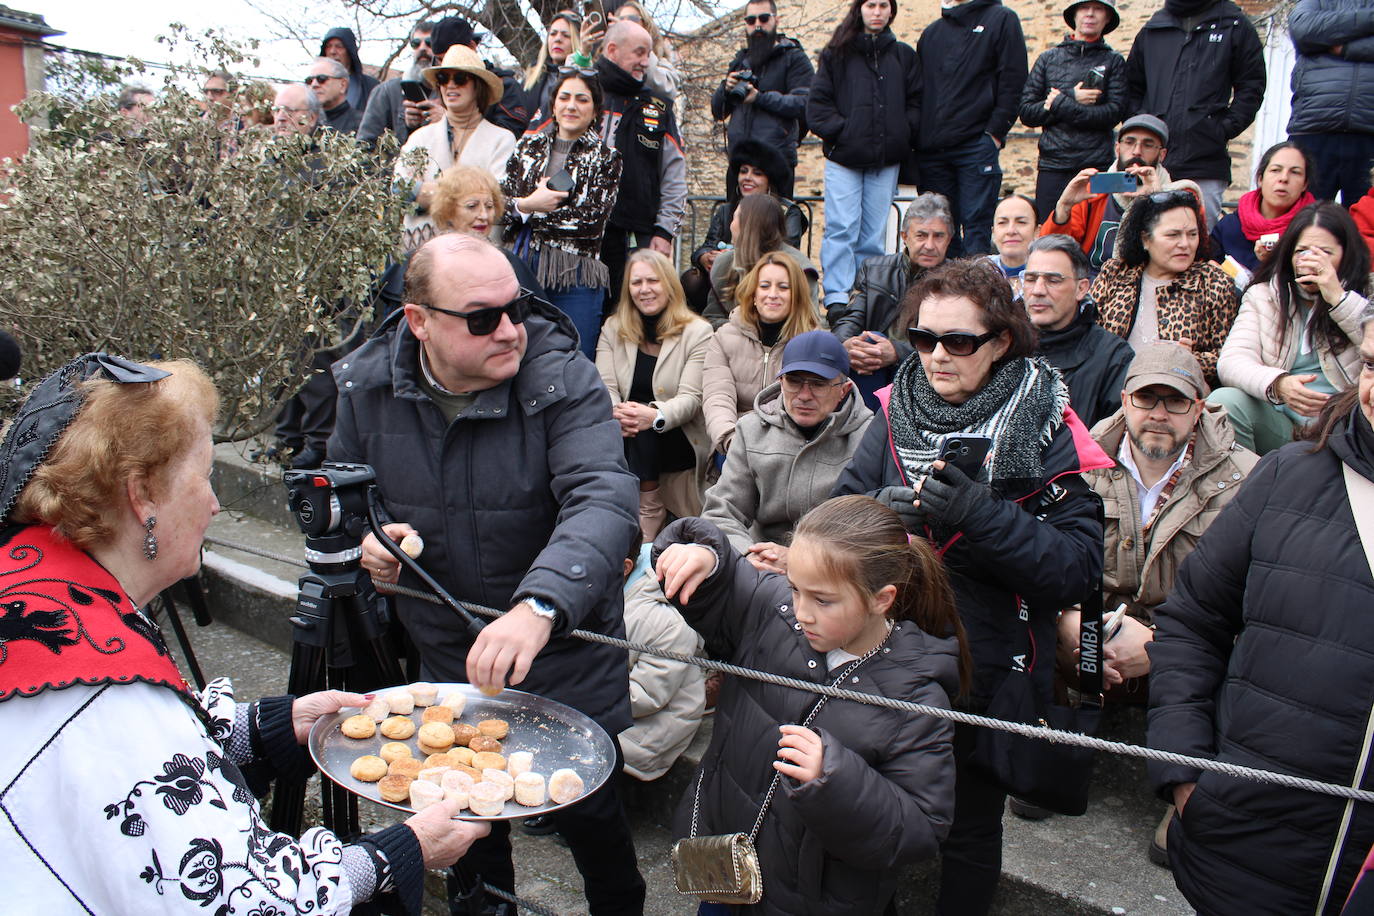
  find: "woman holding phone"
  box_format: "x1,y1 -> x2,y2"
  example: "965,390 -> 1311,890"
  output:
833,258 -> 1109,915
501,69 -> 622,358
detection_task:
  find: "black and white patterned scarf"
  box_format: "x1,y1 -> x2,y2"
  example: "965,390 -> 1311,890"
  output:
887,354 -> 1069,485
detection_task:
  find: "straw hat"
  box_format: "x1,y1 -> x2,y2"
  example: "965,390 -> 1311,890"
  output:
422,45 -> 503,104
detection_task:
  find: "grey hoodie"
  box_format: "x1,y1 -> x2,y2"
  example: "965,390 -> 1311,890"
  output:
701,380 -> 873,552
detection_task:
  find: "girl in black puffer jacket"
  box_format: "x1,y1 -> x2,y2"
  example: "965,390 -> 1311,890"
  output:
653,496 -> 969,915
806,0 -> 920,314
1017,0 -> 1127,218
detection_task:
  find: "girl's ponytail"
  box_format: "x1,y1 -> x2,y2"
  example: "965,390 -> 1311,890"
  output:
794,495 -> 972,695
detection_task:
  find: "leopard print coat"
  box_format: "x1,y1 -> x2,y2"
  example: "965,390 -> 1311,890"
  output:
1091,258 -> 1240,385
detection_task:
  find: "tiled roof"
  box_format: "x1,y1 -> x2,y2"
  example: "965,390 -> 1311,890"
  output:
0,4 -> 62,37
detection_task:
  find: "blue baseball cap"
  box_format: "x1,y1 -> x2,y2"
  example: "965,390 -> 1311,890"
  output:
777,330 -> 850,379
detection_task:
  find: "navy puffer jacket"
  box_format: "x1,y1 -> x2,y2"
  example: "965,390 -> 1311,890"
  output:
1148,413 -> 1374,915
1287,0 -> 1374,136
806,30 -> 920,171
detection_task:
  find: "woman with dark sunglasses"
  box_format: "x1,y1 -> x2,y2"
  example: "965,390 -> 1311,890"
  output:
501,69 -> 622,359
1091,186 -> 1239,385
395,45 -> 516,254
833,258 -> 1111,916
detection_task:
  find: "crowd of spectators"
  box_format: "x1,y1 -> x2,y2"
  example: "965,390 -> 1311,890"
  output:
29,0 -> 1374,912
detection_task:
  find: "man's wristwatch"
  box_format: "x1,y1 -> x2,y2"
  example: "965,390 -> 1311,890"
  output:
520,597 -> 559,626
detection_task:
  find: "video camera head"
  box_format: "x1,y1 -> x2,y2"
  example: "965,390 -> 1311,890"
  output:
284,462 -> 376,540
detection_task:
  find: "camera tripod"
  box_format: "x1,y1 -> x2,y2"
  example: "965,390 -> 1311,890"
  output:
268,463 -> 506,916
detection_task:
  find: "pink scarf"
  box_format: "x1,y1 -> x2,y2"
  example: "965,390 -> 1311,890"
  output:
1237,188 -> 1316,241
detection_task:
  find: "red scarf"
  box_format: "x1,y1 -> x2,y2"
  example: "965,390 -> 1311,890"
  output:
1237,188 -> 1316,241
0,525 -> 189,702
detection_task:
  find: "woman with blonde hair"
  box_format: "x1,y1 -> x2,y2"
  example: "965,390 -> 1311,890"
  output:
597,249 -> 713,536
704,191 -> 819,328
704,251 -> 821,455
520,11 -> 583,124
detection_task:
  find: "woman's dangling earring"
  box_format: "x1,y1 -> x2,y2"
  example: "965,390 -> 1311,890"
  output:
143,516 -> 158,561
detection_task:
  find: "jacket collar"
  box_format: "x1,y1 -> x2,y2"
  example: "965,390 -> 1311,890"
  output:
754,381 -> 871,437
1092,402 -> 1243,477
1143,0 -> 1243,30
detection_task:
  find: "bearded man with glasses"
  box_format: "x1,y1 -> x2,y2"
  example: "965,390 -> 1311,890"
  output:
701,330 -> 873,574
1055,340 -> 1255,865
329,232 -> 647,914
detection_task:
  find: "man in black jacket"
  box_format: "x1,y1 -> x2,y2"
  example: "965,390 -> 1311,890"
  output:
710,0 -> 814,175
1125,0 -> 1266,229
320,27 -> 380,112
1287,0 -> 1374,205
305,58 -> 362,136
597,20 -> 687,308
915,0 -> 1028,259
1024,234 -> 1133,426
332,234 -> 646,915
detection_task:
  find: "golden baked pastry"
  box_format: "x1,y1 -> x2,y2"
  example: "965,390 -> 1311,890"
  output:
468,736 -> 503,755
388,757 -> 422,779
379,742 -> 413,764
514,772 -> 546,807
424,752 -> 458,769
421,705 -> 455,724
378,774 -> 413,803
418,766 -> 449,784
417,722 -> 455,750
380,716 -> 416,740
477,719 -> 509,740
340,714 -> 377,740
454,763 -> 481,779
471,751 -> 506,771
349,755 -> 387,782
451,724 -> 480,747
548,768 -> 585,805
451,746 -> 476,766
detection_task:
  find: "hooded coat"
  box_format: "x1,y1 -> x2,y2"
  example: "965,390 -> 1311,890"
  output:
652,516 -> 962,916
832,377 -> 1110,709
700,381 -> 874,553
320,27 -> 380,112
710,34 -> 816,166
690,140 -> 809,273
915,0 -> 1028,150
1147,413 -> 1374,915
1018,36 -> 1128,171
327,301 -> 638,734
1124,0 -> 1266,183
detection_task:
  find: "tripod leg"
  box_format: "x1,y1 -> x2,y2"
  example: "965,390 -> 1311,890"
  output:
269,577 -> 334,836
157,587 -> 206,690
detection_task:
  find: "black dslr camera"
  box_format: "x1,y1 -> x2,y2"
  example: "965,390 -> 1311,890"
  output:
726,69 -> 756,102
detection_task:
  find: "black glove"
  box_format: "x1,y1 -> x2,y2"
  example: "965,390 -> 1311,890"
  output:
875,485 -> 922,532
918,462 -> 994,532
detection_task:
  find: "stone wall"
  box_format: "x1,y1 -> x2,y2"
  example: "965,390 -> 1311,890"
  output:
671,0 -> 1283,260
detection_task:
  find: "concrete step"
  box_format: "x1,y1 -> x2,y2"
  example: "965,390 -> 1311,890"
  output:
198,446 -> 1191,914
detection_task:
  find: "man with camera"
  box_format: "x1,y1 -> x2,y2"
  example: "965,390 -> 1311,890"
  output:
330,233 -> 647,914
358,18 -> 438,148
710,0 -> 815,178
1038,113 -> 1171,274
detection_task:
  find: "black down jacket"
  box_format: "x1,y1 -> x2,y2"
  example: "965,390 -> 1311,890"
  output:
1125,1 -> 1266,183
327,301 -> 637,734
1147,412 -> 1374,916
829,252 -> 923,364
1018,37 -> 1128,172
915,0 -> 1028,150
1034,299 -> 1135,428
653,517 -> 960,916
832,378 -> 1110,708
806,30 -> 920,171
710,36 -> 816,165
1287,0 -> 1374,136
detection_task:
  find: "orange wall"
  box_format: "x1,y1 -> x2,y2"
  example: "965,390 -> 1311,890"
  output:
0,27 -> 33,160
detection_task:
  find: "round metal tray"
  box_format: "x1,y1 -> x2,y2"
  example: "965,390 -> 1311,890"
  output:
308,683 -> 616,820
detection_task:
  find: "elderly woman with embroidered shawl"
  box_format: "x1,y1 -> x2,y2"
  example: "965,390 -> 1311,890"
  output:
0,354 -> 485,914
832,259 -> 1109,915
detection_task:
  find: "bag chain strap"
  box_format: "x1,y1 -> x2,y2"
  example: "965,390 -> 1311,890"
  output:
690,627 -> 894,842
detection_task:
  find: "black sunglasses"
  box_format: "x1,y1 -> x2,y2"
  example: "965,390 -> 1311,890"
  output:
410,36 -> 433,48
557,66 -> 599,79
423,291 -> 536,335
1148,190 -> 1198,207
303,74 -> 339,85
745,12 -> 773,24
907,328 -> 1001,357
433,71 -> 473,87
